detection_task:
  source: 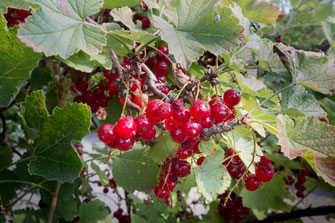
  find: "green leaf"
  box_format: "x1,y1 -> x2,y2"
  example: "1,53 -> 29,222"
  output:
223,0 -> 280,24
241,175 -> 293,211
0,170 -> 21,206
13,209 -> 46,223
28,67 -> 52,90
104,0 -> 141,9
56,198 -> 77,221
198,139 -> 217,155
323,18 -> 335,46
148,133 -> 179,164
110,7 -> 137,31
0,17 -> 41,107
20,90 -> 48,133
103,97 -> 123,125
227,126 -> 262,173
313,153 -> 335,187
0,146 -> 12,169
274,44 -> 335,94
91,162 -> 109,187
28,103 -> 91,182
265,153 -> 301,170
79,200 -> 113,223
152,0 -> 246,67
282,85 -> 326,117
132,201 -> 167,223
276,114 -> 335,159
17,0 -> 106,59
113,146 -> 160,192
195,150 -> 231,202
61,51 -> 97,73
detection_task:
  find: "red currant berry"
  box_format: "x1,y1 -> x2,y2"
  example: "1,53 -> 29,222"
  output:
224,89 -> 241,107
172,99 -> 183,110
296,190 -> 304,198
133,13 -> 143,21
141,17 -> 151,30
192,141 -> 202,154
176,160 -> 191,177
295,183 -> 306,191
227,107 -> 236,120
227,166 -> 237,177
177,148 -> 191,160
115,136 -> 134,151
103,187 -> 109,193
155,61 -> 169,76
157,103 -> 172,120
190,99 -> 211,121
255,164 -> 275,182
173,106 -> 190,125
135,115 -> 152,136
165,196 -> 170,205
197,156 -> 205,166
165,117 -> 177,132
154,185 -> 169,198
104,70 -> 117,81
259,156 -> 272,168
98,124 -> 116,143
183,119 -> 202,139
83,198 -> 91,203
141,126 -> 156,141
107,81 -> 118,96
297,175 -> 306,184
170,126 -> 186,143
162,179 -> 176,191
115,116 -> 137,139
201,116 -> 214,129
244,175 -> 261,191
210,101 -> 230,123
156,45 -> 169,60
146,99 -> 164,119
284,176 -> 295,185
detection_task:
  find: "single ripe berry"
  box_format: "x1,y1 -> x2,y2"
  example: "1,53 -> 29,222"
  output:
224,89 -> 241,107
227,166 -> 237,177
146,99 -> 164,119
173,106 -> 190,125
104,70 -> 117,81
98,124 -> 116,143
201,116 -> 214,129
192,141 -> 202,154
177,148 -> 191,160
115,116 -> 137,139
165,196 -> 170,205
244,175 -> 261,191
107,81 -> 118,96
141,17 -> 151,30
172,99 -> 183,110
255,165 -> 275,182
157,103 -> 172,120
176,160 -> 191,177
135,115 -> 152,136
284,176 -> 295,185
133,13 -> 143,21
165,117 -> 177,132
162,179 -> 176,191
154,185 -> 169,198
103,187 -> 109,193
141,126 -> 156,141
115,136 -> 134,151
156,45 -> 169,60
170,126 -> 186,143
210,101 -> 230,123
182,119 -> 202,139
190,99 -> 211,121
197,156 -> 205,166
227,107 -> 236,120
155,61 -> 169,76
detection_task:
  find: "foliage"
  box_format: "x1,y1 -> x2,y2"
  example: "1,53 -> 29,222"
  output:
0,0 -> 334,222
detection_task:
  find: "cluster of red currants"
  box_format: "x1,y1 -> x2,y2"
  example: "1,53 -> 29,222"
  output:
243,156 -> 275,191
154,157 -> 190,203
223,148 -> 246,180
72,78 -> 111,113
217,193 -> 250,223
113,208 -> 130,223
133,13 -> 151,30
294,167 -> 310,198
4,8 -> 31,28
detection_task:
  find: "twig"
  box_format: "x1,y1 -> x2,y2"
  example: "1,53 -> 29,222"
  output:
248,205 -> 335,223
47,182 -> 61,223
291,186 -> 317,211
141,63 -> 168,100
0,180 -> 51,193
0,155 -> 34,173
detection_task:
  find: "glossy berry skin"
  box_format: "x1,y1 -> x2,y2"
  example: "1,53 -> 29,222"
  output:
259,156 -> 272,167
98,124 -> 116,143
157,103 -> 172,120
172,99 -> 184,110
255,164 -> 275,182
115,116 -> 137,139
165,117 -> 177,132
155,61 -> 169,76
141,126 -> 156,141
182,119 -> 202,139
227,166 -> 237,178
103,187 -> 109,193
197,156 -> 205,166
192,141 -> 202,154
201,116 -> 214,129
170,126 -> 186,143
176,160 -> 191,177
135,115 -> 152,136
107,81 -> 118,96
115,136 -> 134,151
244,175 -> 261,191
177,148 -> 191,160
210,101 -> 230,123
190,100 -> 211,121
154,185 -> 169,198
224,89 -> 241,107
227,107 -> 236,120
141,17 -> 151,30
162,180 -> 176,191
146,99 -> 164,120
156,45 -> 169,60
173,106 -> 190,125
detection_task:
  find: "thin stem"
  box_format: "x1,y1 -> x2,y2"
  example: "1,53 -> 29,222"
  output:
291,186 -> 317,211
0,180 -> 52,193
85,155 -> 112,163
251,111 -> 281,119
47,182 -> 61,223
249,82 -> 295,115
147,45 -> 174,65
6,188 -> 36,211
0,155 -> 34,173
121,81 -> 130,118
135,36 -> 160,55
176,81 -> 191,99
